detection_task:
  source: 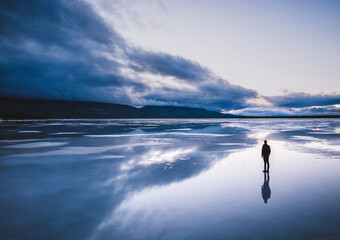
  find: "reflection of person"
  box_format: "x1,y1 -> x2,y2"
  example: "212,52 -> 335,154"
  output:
262,172 -> 271,204
261,140 -> 271,172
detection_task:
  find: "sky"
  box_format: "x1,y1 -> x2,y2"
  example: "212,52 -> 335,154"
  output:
0,0 -> 339,116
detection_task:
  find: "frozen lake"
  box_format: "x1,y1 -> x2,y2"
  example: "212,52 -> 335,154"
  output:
1,119 -> 340,240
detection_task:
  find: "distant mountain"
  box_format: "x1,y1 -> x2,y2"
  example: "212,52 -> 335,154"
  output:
0,98 -> 231,119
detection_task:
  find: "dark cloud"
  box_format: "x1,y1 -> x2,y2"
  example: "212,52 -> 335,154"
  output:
0,0 -> 256,111
142,79 -> 256,110
0,0 -> 141,104
309,106 -> 340,114
0,0 -> 119,48
128,49 -> 211,81
265,93 -> 340,108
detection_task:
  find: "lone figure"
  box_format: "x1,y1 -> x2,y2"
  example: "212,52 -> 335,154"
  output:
261,140 -> 271,172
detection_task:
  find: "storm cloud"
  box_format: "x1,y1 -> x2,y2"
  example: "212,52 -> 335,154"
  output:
266,93 -> 340,108
0,0 -> 257,111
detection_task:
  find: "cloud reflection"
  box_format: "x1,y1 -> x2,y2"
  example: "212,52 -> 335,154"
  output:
1,119 -> 340,240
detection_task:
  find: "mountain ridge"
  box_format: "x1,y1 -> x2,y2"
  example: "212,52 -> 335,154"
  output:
0,97 -> 231,119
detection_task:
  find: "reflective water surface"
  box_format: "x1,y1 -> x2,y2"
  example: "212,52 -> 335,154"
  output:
1,119 -> 340,240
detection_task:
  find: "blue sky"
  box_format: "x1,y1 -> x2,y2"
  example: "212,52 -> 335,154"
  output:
0,0 -> 339,115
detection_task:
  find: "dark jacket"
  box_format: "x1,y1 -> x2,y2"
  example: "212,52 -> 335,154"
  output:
262,144 -> 271,157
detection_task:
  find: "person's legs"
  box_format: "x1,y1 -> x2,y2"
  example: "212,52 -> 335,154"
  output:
264,156 -> 269,172
267,160 -> 270,172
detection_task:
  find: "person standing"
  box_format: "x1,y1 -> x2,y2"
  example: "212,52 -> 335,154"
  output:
261,140 -> 271,172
